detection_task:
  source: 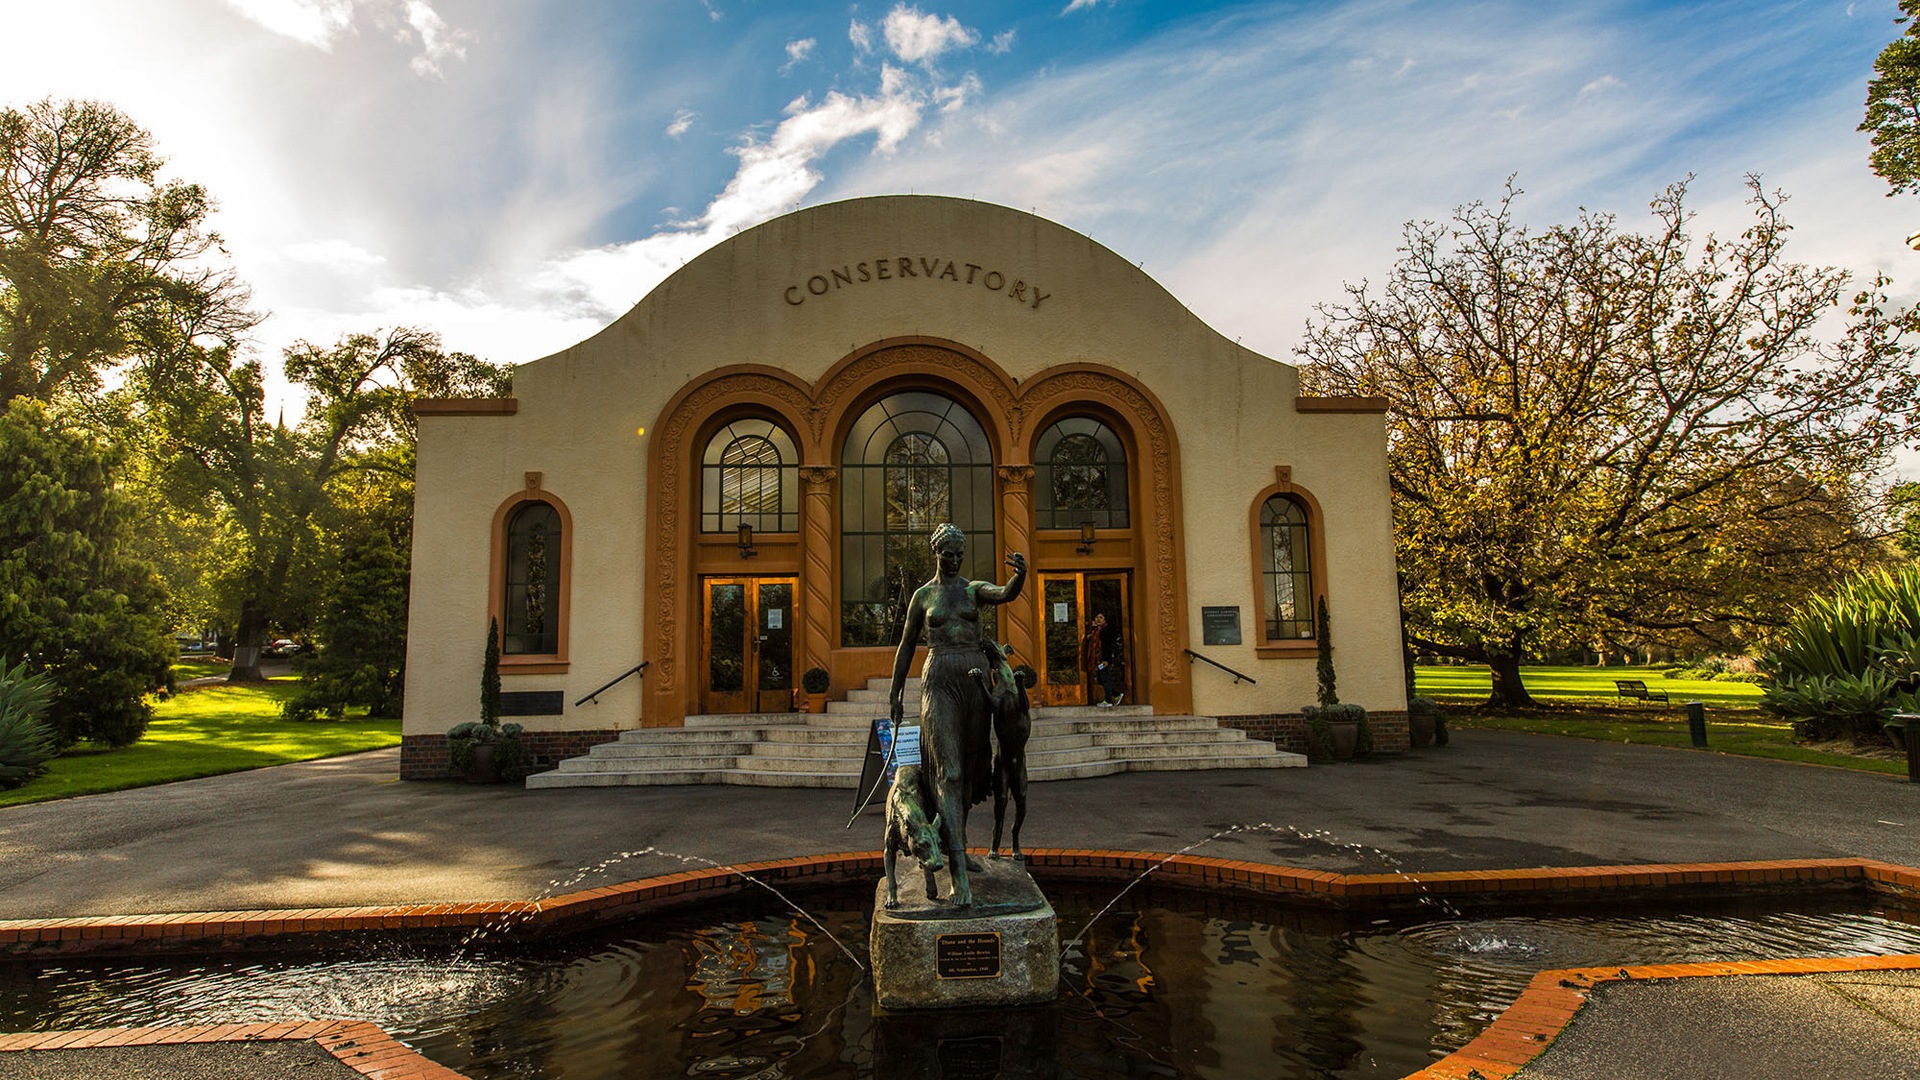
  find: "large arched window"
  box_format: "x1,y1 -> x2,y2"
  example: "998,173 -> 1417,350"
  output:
701,419 -> 798,533
504,500 -> 563,655
1260,495 -> 1316,641
840,391 -> 996,646
1035,417 -> 1129,530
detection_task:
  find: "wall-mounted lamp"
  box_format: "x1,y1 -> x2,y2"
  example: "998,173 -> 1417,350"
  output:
737,522 -> 759,559
1077,521 -> 1097,554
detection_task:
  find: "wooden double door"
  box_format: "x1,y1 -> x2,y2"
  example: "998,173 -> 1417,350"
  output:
702,576 -> 796,715
1035,571 -> 1132,707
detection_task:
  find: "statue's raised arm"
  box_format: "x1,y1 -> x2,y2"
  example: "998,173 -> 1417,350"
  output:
973,552 -> 1027,607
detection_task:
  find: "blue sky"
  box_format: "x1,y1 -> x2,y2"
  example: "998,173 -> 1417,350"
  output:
6,0 -> 1917,436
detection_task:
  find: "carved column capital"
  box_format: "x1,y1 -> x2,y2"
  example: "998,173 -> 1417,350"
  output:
996,464 -> 1035,490
800,465 -> 838,492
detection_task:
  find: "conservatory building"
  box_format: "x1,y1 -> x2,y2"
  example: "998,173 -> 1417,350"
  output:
400,195 -> 1403,781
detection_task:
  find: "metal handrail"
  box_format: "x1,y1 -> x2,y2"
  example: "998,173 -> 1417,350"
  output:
576,661 -> 649,706
1182,648 -> 1257,685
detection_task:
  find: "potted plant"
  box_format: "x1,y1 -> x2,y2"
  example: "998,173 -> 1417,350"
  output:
802,666 -> 831,713
448,618 -> 526,782
1301,597 -> 1369,760
1409,696 -> 1440,748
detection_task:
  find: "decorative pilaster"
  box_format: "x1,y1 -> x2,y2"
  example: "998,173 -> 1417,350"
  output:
996,464 -> 1037,668
800,465 -> 839,678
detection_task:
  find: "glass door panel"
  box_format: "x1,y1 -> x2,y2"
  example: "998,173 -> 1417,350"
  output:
1087,572 -> 1132,705
1038,574 -> 1085,706
756,580 -> 795,713
705,582 -> 749,715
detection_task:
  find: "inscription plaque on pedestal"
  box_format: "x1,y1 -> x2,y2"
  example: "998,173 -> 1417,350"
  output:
935,932 -> 1002,979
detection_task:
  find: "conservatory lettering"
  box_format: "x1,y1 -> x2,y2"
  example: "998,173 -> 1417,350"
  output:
783,255 -> 1052,311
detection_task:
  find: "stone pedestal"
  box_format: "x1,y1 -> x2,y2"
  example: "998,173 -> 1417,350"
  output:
870,857 -> 1059,1010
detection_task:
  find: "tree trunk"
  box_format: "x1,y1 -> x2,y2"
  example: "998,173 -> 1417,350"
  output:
227,599 -> 266,683
1487,651 -> 1536,708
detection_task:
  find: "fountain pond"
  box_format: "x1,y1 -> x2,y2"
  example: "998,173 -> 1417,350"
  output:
4,882 -> 1919,1079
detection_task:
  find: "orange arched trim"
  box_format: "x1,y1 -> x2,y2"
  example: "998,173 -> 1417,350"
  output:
489,486 -> 575,674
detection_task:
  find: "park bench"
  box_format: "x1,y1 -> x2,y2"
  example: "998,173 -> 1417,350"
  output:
1615,679 -> 1669,704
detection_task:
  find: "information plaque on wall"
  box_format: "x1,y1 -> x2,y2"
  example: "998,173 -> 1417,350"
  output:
1201,606 -> 1242,646
935,932 -> 1002,979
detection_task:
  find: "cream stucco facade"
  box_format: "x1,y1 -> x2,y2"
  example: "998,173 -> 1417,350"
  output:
401,195 -> 1402,777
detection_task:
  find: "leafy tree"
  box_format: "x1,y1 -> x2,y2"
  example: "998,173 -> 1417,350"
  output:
133,327 -> 507,681
1299,179 -> 1919,707
0,98 -> 253,407
0,397 -> 173,745
1891,482 -> 1920,560
1862,2 -> 1920,196
281,519 -> 409,720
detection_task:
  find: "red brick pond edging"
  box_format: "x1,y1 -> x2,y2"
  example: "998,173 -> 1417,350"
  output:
1,851 -> 1915,959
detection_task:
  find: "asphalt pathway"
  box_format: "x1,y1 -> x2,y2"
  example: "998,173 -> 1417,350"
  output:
1,728 -> 1915,918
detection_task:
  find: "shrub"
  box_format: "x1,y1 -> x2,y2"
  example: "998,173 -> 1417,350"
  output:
1762,670 -> 1896,741
0,662 -> 56,789
1760,566 -> 1920,742
802,666 -> 831,694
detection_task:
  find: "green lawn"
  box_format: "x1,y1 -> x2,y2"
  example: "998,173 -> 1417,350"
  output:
0,677 -> 401,808
1414,664 -> 1909,776
169,656 -> 230,682
1416,663 -> 1764,707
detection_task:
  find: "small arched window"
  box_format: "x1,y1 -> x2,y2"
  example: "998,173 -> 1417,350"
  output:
1035,417 -> 1129,529
702,420 -> 799,533
504,501 -> 562,655
1260,495 -> 1315,641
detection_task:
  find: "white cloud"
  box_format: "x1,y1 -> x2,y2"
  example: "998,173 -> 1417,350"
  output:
849,18 -> 873,54
224,0 -> 354,48
1578,73 -> 1624,100
666,109 -> 696,138
223,0 -> 467,76
784,37 -> 816,72
401,0 -> 470,77
282,238 -> 388,271
990,29 -> 1017,55
1062,0 -> 1113,12
883,5 -> 979,64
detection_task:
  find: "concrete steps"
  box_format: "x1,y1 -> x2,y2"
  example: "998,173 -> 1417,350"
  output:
526,677 -> 1305,789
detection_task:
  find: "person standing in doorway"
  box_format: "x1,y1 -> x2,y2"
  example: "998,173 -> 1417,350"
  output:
1082,613 -> 1123,706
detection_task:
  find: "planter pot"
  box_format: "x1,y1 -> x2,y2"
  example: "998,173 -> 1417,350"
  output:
464,743 -> 502,784
806,692 -> 828,714
1327,720 -> 1361,760
1409,714 -> 1437,749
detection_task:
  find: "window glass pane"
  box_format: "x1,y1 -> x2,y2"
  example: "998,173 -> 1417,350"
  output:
504,502 -> 561,654
840,392 -> 995,646
1037,418 -> 1129,530
702,420 -> 798,533
1260,495 -> 1314,640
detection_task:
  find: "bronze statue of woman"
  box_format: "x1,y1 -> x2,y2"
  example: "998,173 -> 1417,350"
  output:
888,523 -> 1027,907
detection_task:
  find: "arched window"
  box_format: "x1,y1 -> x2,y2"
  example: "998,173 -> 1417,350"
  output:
1260,495 -> 1316,641
840,391 -> 996,647
504,500 -> 562,655
1035,417 -> 1130,529
701,419 -> 798,533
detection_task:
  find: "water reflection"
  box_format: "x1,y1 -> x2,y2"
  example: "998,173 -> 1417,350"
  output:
2,889 -> 1917,1079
